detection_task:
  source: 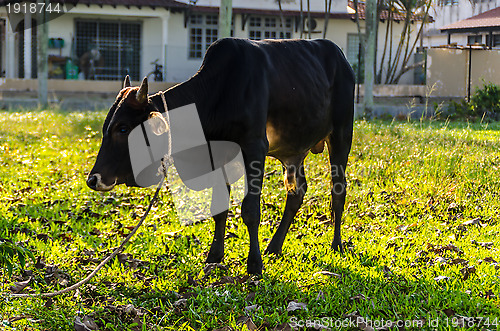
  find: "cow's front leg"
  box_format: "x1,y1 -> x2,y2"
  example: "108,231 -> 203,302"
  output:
206,184 -> 230,263
241,142 -> 267,275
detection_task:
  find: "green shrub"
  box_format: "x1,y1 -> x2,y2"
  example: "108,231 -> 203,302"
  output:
441,82 -> 500,120
471,81 -> 500,117
441,99 -> 473,120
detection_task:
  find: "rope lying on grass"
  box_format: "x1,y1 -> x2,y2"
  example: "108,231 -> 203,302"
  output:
8,176 -> 165,298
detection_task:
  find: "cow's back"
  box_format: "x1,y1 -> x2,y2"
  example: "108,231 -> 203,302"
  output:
179,38 -> 354,157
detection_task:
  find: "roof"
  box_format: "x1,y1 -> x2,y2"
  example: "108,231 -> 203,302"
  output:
0,0 -> 185,8
0,0 -> 430,22
75,0 -> 185,9
441,6 -> 500,32
348,1 -> 432,22
190,5 -> 351,19
170,1 -> 431,22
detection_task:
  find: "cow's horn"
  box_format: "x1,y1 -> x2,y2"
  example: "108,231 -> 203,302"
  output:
123,75 -> 131,88
136,77 -> 148,103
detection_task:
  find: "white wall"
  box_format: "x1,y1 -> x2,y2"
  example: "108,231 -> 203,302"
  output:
166,12 -> 204,82
47,14 -> 73,58
424,0 -> 500,47
142,17 -> 164,79
2,1 -> 422,85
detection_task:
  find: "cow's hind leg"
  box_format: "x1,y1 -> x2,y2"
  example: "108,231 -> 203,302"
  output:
241,141 -> 267,275
206,184 -> 230,264
327,122 -> 353,254
264,158 -> 307,255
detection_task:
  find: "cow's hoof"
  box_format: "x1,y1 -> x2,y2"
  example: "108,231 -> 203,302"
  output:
247,258 -> 263,275
331,240 -> 344,254
263,245 -> 282,256
206,252 -> 224,264
264,240 -> 281,255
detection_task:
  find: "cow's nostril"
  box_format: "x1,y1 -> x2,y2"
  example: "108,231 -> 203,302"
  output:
87,174 -> 98,189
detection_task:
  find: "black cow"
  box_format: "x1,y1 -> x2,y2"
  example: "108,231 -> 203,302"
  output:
87,38 -> 354,275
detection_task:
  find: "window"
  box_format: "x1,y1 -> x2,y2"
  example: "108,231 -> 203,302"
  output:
467,35 -> 482,45
188,14 -> 218,59
347,33 -> 363,83
486,34 -> 500,47
438,0 -> 458,5
347,34 -> 361,65
248,16 -> 293,40
75,20 -> 141,81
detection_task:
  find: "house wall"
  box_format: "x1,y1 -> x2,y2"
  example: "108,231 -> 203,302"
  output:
424,0 -> 500,47
1,1 -> 423,85
142,16 -> 164,79
47,14 -> 73,58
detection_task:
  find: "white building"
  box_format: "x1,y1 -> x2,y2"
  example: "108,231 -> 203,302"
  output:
424,0 -> 500,46
0,0 -> 424,85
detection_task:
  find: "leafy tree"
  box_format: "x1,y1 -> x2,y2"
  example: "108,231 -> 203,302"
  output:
354,0 -> 432,84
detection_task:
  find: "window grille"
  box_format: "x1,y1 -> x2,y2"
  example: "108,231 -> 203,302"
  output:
75,20 -> 141,81
16,19 -> 38,79
347,33 -> 361,65
347,33 -> 363,83
188,14 -> 218,59
0,20 -> 4,77
249,16 -> 293,40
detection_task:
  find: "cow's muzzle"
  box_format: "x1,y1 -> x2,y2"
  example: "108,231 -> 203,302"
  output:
86,173 -> 117,191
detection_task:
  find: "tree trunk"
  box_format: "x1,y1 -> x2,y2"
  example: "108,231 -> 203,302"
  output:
323,0 -> 333,39
307,0 -> 312,39
300,0 -> 304,39
364,0 -> 377,117
219,0 -> 232,38
277,0 -> 286,37
38,0 -> 49,108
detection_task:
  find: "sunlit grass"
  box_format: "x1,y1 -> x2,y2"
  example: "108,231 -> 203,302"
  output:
1,110 -> 500,330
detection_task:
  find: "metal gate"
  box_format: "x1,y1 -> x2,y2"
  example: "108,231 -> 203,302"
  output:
75,20 -> 141,81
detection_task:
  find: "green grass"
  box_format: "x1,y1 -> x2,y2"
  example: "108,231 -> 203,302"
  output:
1,110 -> 500,330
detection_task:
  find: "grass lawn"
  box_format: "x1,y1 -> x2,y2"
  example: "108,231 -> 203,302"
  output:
1,109 -> 500,330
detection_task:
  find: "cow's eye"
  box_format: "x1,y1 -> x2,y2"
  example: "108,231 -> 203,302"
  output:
118,126 -> 129,134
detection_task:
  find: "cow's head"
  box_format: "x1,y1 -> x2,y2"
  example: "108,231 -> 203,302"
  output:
86,76 -> 167,191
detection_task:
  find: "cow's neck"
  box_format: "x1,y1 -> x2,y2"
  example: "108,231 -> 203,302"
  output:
162,79 -> 198,110
151,72 -> 222,138
166,64 -> 220,105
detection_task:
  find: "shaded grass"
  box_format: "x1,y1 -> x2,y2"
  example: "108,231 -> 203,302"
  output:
1,110 -> 500,330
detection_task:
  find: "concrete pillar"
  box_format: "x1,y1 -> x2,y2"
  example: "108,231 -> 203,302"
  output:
5,16 -> 16,78
24,12 -> 32,79
161,11 -> 170,82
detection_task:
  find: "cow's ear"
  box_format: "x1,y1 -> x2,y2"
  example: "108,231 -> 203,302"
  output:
136,77 -> 148,104
123,75 -> 131,88
147,111 -> 168,136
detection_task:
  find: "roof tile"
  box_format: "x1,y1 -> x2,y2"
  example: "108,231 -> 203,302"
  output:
441,6 -> 500,31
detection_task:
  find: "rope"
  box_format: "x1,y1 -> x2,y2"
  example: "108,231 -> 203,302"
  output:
6,93 -> 175,299
6,176 -> 164,298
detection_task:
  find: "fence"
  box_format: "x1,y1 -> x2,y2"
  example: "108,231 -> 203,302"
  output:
426,47 -> 500,98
